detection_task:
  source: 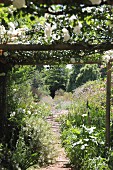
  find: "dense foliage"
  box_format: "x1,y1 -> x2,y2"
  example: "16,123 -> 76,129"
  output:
45,65 -> 69,98
1,0 -> 113,169
67,64 -> 101,91
60,80 -> 113,169
0,66 -> 57,170
1,0 -> 113,64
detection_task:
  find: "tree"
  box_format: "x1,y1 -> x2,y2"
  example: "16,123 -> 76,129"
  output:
67,64 -> 82,91
67,64 -> 101,91
45,65 -> 69,98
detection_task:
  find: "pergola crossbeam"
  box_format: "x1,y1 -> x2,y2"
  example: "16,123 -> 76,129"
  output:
0,43 -> 113,52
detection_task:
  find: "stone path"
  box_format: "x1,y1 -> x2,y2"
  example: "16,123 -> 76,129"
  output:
39,108 -> 72,170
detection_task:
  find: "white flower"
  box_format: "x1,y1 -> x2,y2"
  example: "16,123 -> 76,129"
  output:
73,22 -> 82,35
8,22 -> 15,31
69,14 -> 77,22
10,111 -> 16,117
44,13 -> 49,19
70,58 -> 75,63
0,25 -> 6,36
52,34 -> 60,40
7,22 -> 19,36
13,0 -> 26,9
27,110 -> 31,115
3,52 -> 8,56
103,50 -> 113,63
0,73 -> 6,77
62,28 -> 70,41
90,0 -> 101,4
44,23 -> 52,38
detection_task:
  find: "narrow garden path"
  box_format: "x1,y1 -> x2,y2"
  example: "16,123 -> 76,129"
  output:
39,103 -> 72,170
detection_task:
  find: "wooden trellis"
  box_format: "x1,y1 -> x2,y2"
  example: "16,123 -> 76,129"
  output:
0,0 -> 113,147
0,43 -> 112,147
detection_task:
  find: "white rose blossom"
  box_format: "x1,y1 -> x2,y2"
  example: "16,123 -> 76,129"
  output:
69,14 -> 77,22
13,0 -> 26,9
0,25 -> 6,37
7,22 -> 17,36
70,58 -> 75,63
90,0 -> 101,5
3,52 -> 8,57
73,22 -> 82,35
44,23 -> 52,38
103,50 -> 113,63
62,28 -> 70,41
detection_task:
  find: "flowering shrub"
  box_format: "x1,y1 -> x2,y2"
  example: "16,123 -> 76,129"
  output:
60,80 -> 112,169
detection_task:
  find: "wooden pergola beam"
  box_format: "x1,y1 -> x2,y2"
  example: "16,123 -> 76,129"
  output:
0,43 -> 113,52
0,0 -> 112,6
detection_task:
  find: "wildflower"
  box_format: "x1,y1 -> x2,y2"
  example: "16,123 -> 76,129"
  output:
90,0 -> 101,4
73,22 -> 82,35
62,28 -> 70,41
13,0 -> 26,9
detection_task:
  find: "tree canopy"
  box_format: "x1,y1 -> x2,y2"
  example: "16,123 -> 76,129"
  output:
0,0 -> 113,65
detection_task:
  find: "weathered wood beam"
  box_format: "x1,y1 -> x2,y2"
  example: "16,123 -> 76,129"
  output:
0,43 -> 113,52
106,62 -> 112,147
16,61 -> 101,65
0,43 -> 91,51
0,0 -> 112,5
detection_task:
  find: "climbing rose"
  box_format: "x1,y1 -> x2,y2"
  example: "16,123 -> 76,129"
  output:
103,50 -> 113,63
62,28 -> 70,41
0,25 -> 6,37
73,22 -> 82,35
13,0 -> 26,9
90,0 -> 101,4
7,22 -> 17,36
44,23 -> 52,38
70,58 -> 75,63
69,14 -> 77,22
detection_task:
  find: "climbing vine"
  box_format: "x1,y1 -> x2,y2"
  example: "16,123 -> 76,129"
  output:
0,0 -> 113,64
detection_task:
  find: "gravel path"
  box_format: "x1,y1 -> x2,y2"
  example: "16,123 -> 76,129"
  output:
39,108 -> 72,170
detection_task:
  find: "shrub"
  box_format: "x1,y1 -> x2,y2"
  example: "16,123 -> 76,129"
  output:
11,116 -> 57,170
60,80 -> 111,169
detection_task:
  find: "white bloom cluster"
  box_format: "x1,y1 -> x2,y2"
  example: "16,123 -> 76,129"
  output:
13,0 -> 26,9
73,22 -> 82,35
90,0 -> 101,4
70,58 -> 75,63
62,28 -> 70,41
0,22 -> 28,43
69,14 -> 77,22
0,73 -> 6,77
3,52 -> 9,57
44,23 -> 57,38
103,50 -> 113,63
44,23 -> 52,38
0,25 -> 6,37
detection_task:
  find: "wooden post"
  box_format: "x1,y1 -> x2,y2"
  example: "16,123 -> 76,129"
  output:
106,62 -> 112,147
0,64 -> 8,141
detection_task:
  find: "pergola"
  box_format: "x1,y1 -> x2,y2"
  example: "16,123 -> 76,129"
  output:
0,0 -> 113,147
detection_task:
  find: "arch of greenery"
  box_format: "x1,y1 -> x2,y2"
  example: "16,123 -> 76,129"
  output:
0,0 -> 113,147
